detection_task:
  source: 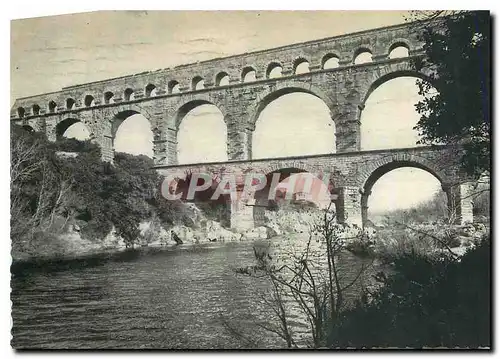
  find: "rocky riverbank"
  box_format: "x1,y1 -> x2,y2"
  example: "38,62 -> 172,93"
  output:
11,201 -> 489,264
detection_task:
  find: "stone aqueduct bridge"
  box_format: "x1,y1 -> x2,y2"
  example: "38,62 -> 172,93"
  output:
158,146 -> 474,230
11,20 -> 475,229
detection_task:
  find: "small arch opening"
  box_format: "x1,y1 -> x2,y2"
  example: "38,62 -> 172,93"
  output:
48,101 -> 57,113
145,84 -> 157,97
267,63 -> 283,79
104,91 -> 114,104
322,54 -> 340,69
389,44 -> 410,59
22,125 -> 35,133
84,95 -> 95,107
66,98 -> 76,110
124,88 -> 135,101
354,49 -> 373,65
215,72 -> 230,86
32,104 -> 40,116
168,80 -> 180,94
242,67 -> 257,82
294,59 -> 310,75
192,76 -> 205,91
17,107 -> 25,118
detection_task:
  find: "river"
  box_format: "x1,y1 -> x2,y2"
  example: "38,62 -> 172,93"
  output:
11,237 -> 378,349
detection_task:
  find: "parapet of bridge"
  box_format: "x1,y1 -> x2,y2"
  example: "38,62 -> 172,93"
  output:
12,18 -> 476,229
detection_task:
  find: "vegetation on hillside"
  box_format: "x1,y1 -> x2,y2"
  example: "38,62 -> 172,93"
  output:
370,187 -> 490,226
10,125 -> 195,259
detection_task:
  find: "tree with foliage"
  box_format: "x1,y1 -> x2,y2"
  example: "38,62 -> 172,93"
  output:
10,126 -> 74,254
411,11 -> 490,176
331,238 -> 490,348
10,124 -> 192,257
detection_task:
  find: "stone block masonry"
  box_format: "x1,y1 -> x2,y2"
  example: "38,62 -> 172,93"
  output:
11,18 -> 476,229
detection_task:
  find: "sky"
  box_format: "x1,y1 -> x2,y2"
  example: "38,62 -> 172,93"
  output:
10,10 -> 443,214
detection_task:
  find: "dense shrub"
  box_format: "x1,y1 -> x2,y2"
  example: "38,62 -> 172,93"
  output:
49,137 -> 99,153
330,238 -> 491,348
10,125 -> 195,254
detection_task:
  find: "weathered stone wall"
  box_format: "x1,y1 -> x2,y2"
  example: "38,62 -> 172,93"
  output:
11,21 -> 423,117
12,21 -> 430,165
156,146 -> 474,228
156,146 -> 463,189
12,19 -> 475,230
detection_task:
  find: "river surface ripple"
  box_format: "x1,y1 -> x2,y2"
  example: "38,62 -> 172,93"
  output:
11,238 -> 376,349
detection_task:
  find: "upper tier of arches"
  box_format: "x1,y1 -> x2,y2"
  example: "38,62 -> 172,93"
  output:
14,35 -> 418,119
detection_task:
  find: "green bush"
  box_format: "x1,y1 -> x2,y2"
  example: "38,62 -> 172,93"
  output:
330,238 -> 491,348
372,227 -> 437,262
10,125 -> 197,256
49,137 -> 100,153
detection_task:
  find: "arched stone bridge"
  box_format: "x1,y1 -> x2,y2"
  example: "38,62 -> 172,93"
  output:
11,19 -> 475,229
157,146 -> 475,229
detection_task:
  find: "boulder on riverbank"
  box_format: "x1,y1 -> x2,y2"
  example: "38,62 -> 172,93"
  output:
204,220 -> 242,242
241,226 -> 268,240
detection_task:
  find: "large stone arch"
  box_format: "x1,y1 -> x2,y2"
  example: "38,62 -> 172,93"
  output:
248,82 -> 336,160
354,61 -> 436,151
23,117 -> 45,133
256,160 -> 341,199
174,99 -> 227,130
247,82 -> 336,131
357,152 -> 453,226
359,62 -> 434,109
172,96 -> 228,165
251,163 -> 334,227
171,93 -> 228,128
108,103 -> 155,137
105,105 -> 155,160
358,152 -> 449,190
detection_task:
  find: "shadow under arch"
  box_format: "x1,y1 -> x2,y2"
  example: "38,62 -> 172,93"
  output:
55,117 -> 90,140
22,125 -> 35,133
252,166 -> 335,227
